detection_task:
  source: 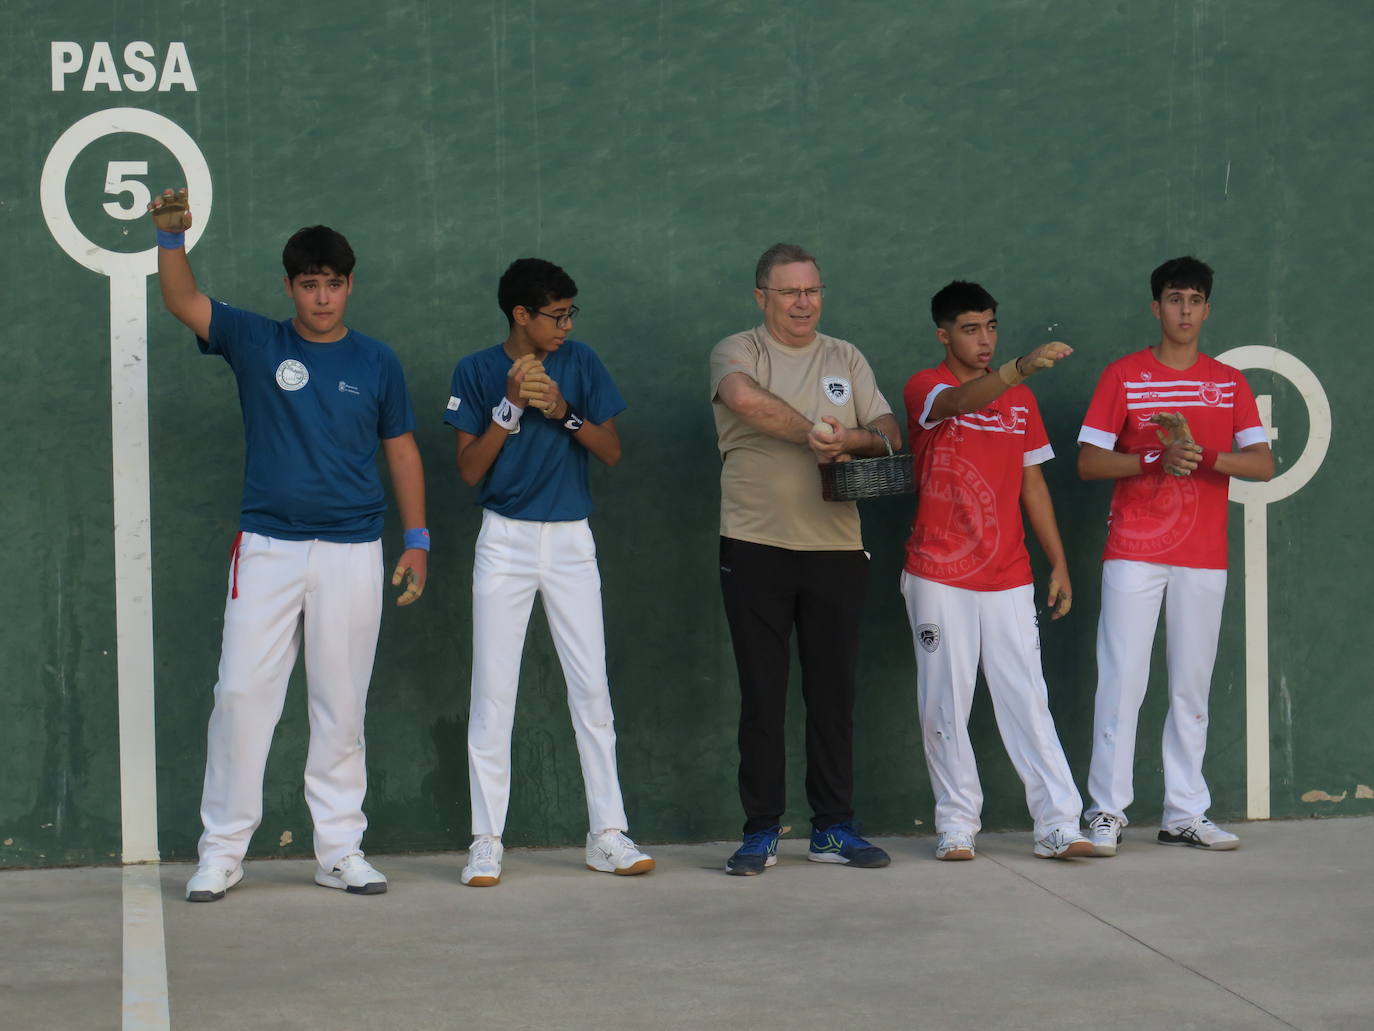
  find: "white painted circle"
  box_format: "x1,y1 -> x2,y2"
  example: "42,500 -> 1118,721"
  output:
1217,345 -> 1330,504
41,107 -> 212,277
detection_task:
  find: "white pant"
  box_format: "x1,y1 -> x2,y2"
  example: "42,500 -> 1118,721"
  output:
1087,559 -> 1227,828
198,533 -> 383,872
901,573 -> 1083,839
468,510 -> 628,837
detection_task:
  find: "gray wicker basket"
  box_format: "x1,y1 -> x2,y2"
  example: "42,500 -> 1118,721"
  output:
819,436 -> 914,501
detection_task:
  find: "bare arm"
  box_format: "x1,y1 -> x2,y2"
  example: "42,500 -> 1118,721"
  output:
381,432 -> 428,606
534,378 -> 622,466
715,371 -> 813,444
148,188 -> 212,340
1077,442 -> 1155,480
1215,442 -> 1275,481
1019,463 -> 1072,619
810,412 -> 903,462
929,341 -> 1073,423
1078,440 -> 1273,481
455,424 -> 510,486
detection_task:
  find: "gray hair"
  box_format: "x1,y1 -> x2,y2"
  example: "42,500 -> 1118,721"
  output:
754,243 -> 819,289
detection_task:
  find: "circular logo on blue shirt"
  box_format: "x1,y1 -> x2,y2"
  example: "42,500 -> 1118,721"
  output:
275,359 -> 309,391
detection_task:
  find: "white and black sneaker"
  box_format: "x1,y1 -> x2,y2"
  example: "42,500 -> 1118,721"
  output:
1157,816 -> 1239,851
186,864 -> 243,902
585,830 -> 655,875
1087,812 -> 1124,857
314,853 -> 388,894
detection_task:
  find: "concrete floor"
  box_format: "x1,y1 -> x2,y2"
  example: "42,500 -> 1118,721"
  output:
1,817 -> 1369,1031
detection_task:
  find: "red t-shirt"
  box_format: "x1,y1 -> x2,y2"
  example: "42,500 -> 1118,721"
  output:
903,364 -> 1053,591
1078,348 -> 1267,569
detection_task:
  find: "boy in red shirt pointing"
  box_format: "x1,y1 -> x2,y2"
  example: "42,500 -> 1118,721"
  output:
901,281 -> 1091,862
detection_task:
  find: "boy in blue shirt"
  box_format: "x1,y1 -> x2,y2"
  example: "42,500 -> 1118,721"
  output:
445,258 -> 653,886
148,188 -> 429,902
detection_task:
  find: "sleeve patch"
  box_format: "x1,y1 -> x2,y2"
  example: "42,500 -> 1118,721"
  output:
447,396 -> 461,411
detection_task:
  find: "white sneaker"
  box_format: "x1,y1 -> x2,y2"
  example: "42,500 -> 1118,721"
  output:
1033,827 -> 1095,859
585,829 -> 656,876
185,864 -> 243,902
934,831 -> 976,861
1158,816 -> 1239,851
314,853 -> 388,894
1087,812 -> 1123,857
461,835 -> 503,886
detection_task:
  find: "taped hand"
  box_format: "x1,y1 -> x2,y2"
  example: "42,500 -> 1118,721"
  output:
148,187 -> 192,231
392,549 -> 428,606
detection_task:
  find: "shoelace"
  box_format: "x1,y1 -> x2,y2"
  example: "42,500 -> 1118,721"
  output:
942,834 -> 973,851
741,829 -> 778,852
471,838 -> 497,863
1090,814 -> 1116,832
593,831 -> 629,855
825,821 -> 865,844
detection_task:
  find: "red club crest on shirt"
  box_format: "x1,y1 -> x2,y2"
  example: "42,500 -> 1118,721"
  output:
1200,382 -> 1222,406
1110,474 -> 1200,556
996,408 -> 1019,432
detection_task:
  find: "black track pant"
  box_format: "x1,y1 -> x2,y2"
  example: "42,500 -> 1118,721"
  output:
719,537 -> 869,835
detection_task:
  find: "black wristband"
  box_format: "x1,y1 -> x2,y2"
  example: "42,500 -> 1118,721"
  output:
561,405 -> 585,434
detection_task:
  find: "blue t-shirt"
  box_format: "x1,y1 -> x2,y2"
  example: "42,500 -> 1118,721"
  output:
444,340 -> 625,522
201,301 -> 416,542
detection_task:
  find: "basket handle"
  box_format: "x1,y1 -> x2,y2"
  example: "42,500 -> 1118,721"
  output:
867,424 -> 894,456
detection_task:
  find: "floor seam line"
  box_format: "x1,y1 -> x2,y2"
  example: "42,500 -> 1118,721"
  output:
983,854 -> 1302,1031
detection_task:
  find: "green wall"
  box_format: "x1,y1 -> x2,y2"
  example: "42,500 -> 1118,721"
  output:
4,0 -> 1370,867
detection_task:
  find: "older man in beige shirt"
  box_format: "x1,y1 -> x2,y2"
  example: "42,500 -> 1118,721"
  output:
710,242 -> 902,876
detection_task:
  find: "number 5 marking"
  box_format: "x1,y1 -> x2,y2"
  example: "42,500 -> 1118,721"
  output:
102,160 -> 152,220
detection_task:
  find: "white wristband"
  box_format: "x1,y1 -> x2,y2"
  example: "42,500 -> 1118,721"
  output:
492,398 -> 524,431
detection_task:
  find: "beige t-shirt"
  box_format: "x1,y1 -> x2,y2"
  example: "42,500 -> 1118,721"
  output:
710,325 -> 893,550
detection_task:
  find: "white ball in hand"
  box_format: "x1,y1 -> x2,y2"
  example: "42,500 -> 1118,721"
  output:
812,420 -> 836,438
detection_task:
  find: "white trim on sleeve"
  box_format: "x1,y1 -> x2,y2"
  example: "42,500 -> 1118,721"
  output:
919,383 -> 951,429
1023,443 -> 1055,467
1235,426 -> 1270,449
1078,425 -> 1118,450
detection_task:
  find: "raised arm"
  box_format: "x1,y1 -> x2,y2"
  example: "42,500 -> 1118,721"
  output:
1019,463 -> 1072,619
148,187 -> 212,340
928,341 -> 1072,423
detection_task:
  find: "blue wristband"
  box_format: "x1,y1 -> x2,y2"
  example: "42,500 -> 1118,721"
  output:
156,229 -> 186,250
403,528 -> 431,552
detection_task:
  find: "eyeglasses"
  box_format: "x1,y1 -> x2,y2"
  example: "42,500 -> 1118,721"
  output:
528,304 -> 580,328
759,286 -> 825,301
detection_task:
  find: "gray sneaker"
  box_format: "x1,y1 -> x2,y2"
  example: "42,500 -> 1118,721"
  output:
1088,813 -> 1123,857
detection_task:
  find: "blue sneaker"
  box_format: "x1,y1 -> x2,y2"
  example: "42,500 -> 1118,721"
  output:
809,821 -> 891,868
726,826 -> 781,875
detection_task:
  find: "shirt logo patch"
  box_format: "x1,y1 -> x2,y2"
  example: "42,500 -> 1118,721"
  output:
822,376 -> 852,405
447,396 -> 461,411
1200,382 -> 1222,406
275,359 -> 309,392
917,624 -> 941,653
338,380 -> 361,395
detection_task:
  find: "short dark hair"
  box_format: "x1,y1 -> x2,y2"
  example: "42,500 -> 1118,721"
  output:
1151,256 -> 1214,301
498,258 -> 578,327
931,280 -> 998,326
755,243 -> 819,289
282,226 -> 355,279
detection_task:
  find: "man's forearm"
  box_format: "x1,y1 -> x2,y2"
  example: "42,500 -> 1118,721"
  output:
726,386 -> 811,444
